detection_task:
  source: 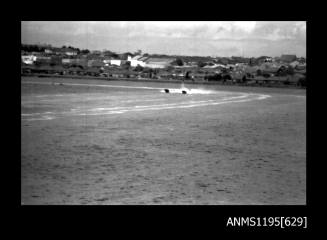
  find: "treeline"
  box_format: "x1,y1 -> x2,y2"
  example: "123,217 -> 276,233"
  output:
21,44 -> 49,52
21,44 -> 90,54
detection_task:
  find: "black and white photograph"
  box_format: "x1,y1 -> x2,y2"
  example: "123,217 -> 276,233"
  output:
21,21 -> 306,205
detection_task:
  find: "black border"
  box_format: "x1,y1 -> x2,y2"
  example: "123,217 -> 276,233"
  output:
10,6 -> 318,233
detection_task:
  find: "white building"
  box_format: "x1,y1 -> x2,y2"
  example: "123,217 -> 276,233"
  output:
62,58 -> 73,64
21,55 -> 37,65
145,58 -> 175,69
130,55 -> 147,67
44,49 -> 53,54
65,50 -> 78,56
103,59 -> 111,66
110,59 -> 122,66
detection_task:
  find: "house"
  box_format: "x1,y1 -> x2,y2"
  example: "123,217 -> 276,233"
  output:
44,49 -> 53,54
185,61 -> 198,67
74,58 -> 88,67
110,59 -> 122,66
289,61 -> 300,68
62,58 -> 74,65
145,58 -> 175,69
117,53 -> 132,60
62,58 -> 87,67
253,56 -> 272,65
65,50 -> 78,56
49,56 -> 62,65
281,54 -> 297,63
88,60 -> 104,68
35,56 -> 52,64
297,57 -> 306,64
92,50 -> 102,55
52,48 -> 78,56
129,55 -> 148,67
295,63 -> 306,71
203,64 -> 222,69
157,71 -> 173,79
21,55 -> 37,65
222,58 -> 230,65
231,56 -> 250,64
103,58 -> 113,66
190,72 -> 206,81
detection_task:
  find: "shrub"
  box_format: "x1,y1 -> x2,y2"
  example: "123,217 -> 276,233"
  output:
286,66 -> 295,75
223,74 -> 232,80
207,73 -> 222,81
134,65 -> 144,72
173,58 -> 184,66
262,73 -> 271,78
197,61 -> 206,68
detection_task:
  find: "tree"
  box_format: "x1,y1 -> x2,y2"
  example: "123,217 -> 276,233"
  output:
298,76 -> 306,87
134,64 -> 144,72
134,49 -> 142,56
207,73 -> 222,81
81,49 -> 90,54
286,66 -> 295,75
198,61 -> 206,68
122,61 -> 131,70
277,66 -> 287,76
223,74 -> 232,80
174,58 -> 184,66
185,71 -> 190,79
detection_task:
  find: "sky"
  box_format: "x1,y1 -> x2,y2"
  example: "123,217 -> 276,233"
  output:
21,21 -> 306,58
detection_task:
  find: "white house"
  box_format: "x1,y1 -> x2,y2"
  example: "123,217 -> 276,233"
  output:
21,55 -> 37,65
65,50 -> 78,56
144,58 -> 175,69
103,58 -> 111,64
103,59 -> 111,66
130,55 -> 147,67
44,49 -> 53,54
62,58 -> 73,64
110,59 -> 122,66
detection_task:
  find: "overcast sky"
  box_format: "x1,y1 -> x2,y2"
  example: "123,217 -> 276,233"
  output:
21,21 -> 306,57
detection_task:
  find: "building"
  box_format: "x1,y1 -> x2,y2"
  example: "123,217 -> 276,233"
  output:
119,53 -> 129,60
65,50 -> 78,56
254,56 -> 272,65
33,56 -> 52,64
52,48 -> 78,56
129,55 -> 148,67
88,60 -> 105,68
281,54 -> 297,63
103,58 -> 112,66
92,50 -> 102,55
144,58 -> 175,69
62,58 -> 87,66
62,58 -> 74,64
44,49 -> 53,54
297,57 -> 306,64
50,56 -> 62,65
110,59 -> 122,66
21,55 -> 37,65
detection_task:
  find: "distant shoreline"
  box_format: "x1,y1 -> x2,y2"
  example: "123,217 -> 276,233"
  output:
21,73 -> 306,90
